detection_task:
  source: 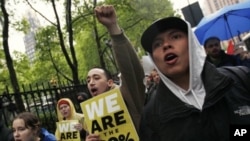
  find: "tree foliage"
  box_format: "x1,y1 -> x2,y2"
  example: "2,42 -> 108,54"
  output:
1,0 -> 177,91
0,0 -> 25,111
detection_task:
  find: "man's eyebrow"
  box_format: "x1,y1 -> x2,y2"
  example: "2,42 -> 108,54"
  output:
87,74 -> 100,78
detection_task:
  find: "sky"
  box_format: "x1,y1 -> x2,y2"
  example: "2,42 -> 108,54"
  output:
8,1 -> 64,55
8,0 -> 203,55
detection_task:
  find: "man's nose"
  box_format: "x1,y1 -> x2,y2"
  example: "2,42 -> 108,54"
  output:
162,43 -> 171,51
162,38 -> 172,50
89,79 -> 95,85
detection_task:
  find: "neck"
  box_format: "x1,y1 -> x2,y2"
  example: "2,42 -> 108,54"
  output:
209,56 -> 222,66
170,73 -> 190,90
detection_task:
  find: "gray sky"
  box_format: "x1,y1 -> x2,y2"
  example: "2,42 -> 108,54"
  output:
8,0 -> 203,55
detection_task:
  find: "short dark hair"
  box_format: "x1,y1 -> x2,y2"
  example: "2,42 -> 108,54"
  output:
13,112 -> 41,135
204,36 -> 220,48
77,92 -> 89,99
90,67 -> 113,80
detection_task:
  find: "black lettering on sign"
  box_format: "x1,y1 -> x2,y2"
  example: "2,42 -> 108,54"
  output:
114,110 -> 126,125
91,110 -> 127,133
92,120 -> 102,133
72,131 -> 78,139
61,131 -> 78,139
102,115 -> 114,130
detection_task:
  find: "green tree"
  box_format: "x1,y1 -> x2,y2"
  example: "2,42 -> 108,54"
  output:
1,0 -> 177,90
12,51 -> 31,85
25,0 -> 80,84
34,26 -> 72,84
0,0 -> 25,111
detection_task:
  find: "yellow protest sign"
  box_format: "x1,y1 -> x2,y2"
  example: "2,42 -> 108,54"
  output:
80,88 -> 139,141
56,120 -> 81,141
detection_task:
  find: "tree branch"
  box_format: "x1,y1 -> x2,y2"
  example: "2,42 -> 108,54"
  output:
25,0 -> 56,26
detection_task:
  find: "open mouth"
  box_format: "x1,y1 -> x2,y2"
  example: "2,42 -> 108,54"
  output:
164,53 -> 177,61
91,88 -> 98,95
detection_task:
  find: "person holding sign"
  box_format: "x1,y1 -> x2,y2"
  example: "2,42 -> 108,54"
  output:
85,5 -> 145,141
55,98 -> 86,141
12,112 -> 56,141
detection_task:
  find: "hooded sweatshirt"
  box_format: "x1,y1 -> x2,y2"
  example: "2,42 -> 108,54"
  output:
55,98 -> 85,140
140,18 -> 250,141
148,20 -> 207,110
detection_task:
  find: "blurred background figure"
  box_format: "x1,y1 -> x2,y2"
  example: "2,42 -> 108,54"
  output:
76,92 -> 90,103
12,112 -> 56,141
0,101 -> 13,141
144,73 -> 153,93
204,36 -> 250,68
144,68 -> 160,105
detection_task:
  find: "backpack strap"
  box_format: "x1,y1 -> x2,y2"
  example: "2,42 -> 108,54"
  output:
217,66 -> 250,93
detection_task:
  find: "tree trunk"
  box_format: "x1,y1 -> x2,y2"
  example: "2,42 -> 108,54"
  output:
0,0 -> 25,112
66,0 -> 79,85
51,0 -> 80,85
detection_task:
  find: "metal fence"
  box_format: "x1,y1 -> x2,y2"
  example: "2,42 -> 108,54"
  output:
0,81 -> 90,133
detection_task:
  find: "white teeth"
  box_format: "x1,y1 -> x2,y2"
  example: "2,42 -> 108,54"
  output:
166,54 -> 176,60
167,54 -> 174,58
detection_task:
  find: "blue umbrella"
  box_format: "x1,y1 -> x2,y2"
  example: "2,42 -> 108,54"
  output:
194,0 -> 250,45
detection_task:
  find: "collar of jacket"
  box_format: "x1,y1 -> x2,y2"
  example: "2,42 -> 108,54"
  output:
202,62 -> 233,108
150,62 -> 233,123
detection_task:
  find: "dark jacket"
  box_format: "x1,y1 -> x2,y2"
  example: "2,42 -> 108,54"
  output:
145,83 -> 158,105
0,110 -> 13,141
140,63 -> 250,141
206,50 -> 250,68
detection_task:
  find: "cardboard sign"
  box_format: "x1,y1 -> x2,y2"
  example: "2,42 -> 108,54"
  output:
56,120 -> 81,141
80,88 -> 139,141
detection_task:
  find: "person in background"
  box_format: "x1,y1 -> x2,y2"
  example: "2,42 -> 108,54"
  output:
12,112 -> 56,141
55,98 -> 86,141
85,5 -> 145,141
204,36 -> 250,68
138,16 -> 250,140
144,73 -> 153,93
0,104 -> 13,141
76,92 -> 89,103
144,68 -> 160,105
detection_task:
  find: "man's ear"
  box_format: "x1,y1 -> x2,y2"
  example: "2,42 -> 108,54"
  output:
107,79 -> 114,87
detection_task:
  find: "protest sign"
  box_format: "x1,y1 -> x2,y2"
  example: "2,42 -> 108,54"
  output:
56,120 -> 81,141
80,88 -> 139,141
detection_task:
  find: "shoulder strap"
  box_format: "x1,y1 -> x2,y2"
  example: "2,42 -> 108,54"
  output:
217,66 -> 250,92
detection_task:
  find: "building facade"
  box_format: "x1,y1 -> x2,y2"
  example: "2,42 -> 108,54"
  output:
202,0 -> 245,16
23,10 -> 40,63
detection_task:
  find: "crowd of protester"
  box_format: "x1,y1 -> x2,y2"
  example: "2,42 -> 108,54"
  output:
1,4 -> 250,141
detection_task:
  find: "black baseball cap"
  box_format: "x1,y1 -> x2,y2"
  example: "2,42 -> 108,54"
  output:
141,17 -> 187,54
